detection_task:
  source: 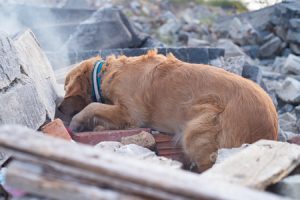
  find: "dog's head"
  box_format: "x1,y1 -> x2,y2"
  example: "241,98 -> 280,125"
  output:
58,56 -> 100,117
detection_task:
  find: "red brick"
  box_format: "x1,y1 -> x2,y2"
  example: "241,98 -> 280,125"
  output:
153,133 -> 189,167
41,118 -> 72,141
72,128 -> 151,145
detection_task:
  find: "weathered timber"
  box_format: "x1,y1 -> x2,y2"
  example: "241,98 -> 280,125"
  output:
201,140 -> 300,190
0,125 -> 288,200
6,160 -> 143,200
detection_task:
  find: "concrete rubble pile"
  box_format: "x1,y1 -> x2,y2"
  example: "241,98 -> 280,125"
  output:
0,0 -> 300,199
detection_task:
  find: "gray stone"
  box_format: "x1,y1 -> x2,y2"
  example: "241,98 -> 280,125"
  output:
0,30 -> 58,130
0,32 -> 21,89
0,76 -> 46,128
259,36 -> 282,58
272,56 -> 286,72
289,18 -> 300,30
157,12 -> 181,41
228,18 -> 258,46
282,48 -> 293,57
213,17 -> 258,45
274,26 -> 287,41
262,78 -> 281,105
287,30 -> 300,43
282,54 -> 300,75
271,175 -> 300,199
140,37 -> 165,48
290,43 -> 300,55
241,45 -> 259,59
259,59 -> 274,66
14,30 -> 58,120
95,142 -> 182,169
294,105 -> 300,119
215,39 -> 246,57
279,112 -> 298,133
242,64 -> 262,84
66,7 -> 146,51
235,3 -> 277,30
187,38 -> 210,48
278,104 -> 294,115
278,112 -> 298,133
210,56 -> 245,75
278,129 -> 298,142
276,77 -> 300,104
262,71 -> 284,81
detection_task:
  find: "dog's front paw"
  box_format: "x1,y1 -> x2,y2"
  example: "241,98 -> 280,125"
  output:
69,115 -> 86,133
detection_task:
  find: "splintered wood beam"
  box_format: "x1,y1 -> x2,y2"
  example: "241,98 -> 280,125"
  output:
6,160 -> 142,200
201,140 -> 300,190
0,126 -> 286,200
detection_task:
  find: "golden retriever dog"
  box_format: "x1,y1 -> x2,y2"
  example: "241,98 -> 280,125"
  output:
59,50 -> 278,171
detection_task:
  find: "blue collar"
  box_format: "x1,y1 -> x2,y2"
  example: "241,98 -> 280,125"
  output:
91,60 -> 105,103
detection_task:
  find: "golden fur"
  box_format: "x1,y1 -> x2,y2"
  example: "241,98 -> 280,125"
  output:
59,50 -> 278,171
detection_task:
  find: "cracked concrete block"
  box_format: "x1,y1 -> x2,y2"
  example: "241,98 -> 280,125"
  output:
14,29 -> 58,119
0,76 -> 46,128
0,30 -> 59,130
0,33 -> 21,89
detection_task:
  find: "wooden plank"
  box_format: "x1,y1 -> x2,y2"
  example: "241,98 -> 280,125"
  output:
6,160 -> 143,200
0,126 -> 288,200
5,154 -> 186,200
201,140 -> 300,190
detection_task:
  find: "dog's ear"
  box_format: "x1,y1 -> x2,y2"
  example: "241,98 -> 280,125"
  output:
58,95 -> 86,117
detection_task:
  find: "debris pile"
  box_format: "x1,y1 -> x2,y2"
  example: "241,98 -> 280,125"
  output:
0,0 -> 300,199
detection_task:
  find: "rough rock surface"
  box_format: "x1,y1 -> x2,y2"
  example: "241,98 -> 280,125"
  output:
0,30 -> 58,130
66,7 -> 146,51
276,77 -> 300,104
282,54 -> 300,75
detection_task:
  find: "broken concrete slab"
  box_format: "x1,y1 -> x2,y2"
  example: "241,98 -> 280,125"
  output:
276,77 -> 300,105
0,76 -> 47,128
13,29 -> 59,120
65,7 -> 146,51
215,39 -> 246,58
0,30 -> 58,130
0,32 -> 21,89
279,112 -> 298,133
282,54 -> 300,75
242,64 -> 262,84
259,36 -> 282,58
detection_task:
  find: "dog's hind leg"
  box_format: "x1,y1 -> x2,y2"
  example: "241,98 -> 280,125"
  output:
69,102 -> 132,132
183,103 -> 223,172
